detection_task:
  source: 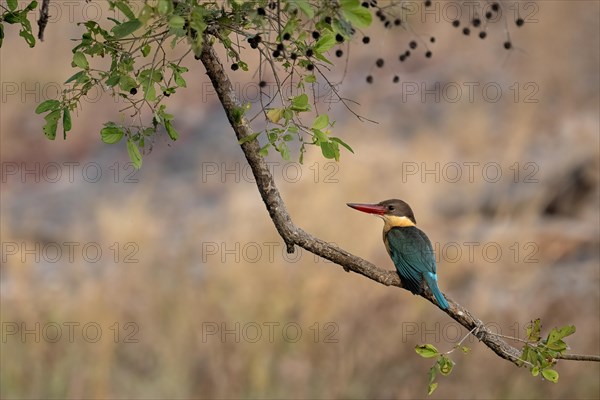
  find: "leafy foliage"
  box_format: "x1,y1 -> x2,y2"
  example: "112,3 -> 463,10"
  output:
0,1 -> 38,48
517,319 -> 576,383
4,0 -> 377,167
415,342 -> 469,395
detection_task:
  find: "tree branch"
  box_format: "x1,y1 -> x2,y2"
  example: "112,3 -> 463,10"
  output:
37,0 -> 50,41
198,36 -> 598,367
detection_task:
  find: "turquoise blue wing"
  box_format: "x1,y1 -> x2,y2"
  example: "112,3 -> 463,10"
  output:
385,227 -> 437,294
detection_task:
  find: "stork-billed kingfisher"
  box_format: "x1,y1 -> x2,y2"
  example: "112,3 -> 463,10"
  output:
347,199 -> 449,310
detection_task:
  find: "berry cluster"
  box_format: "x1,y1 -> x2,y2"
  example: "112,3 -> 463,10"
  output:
451,2 -> 526,49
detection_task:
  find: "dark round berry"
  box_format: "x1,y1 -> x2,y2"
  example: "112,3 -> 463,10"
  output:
479,31 -> 487,39
362,1 -> 369,7
399,54 -> 406,62
306,63 -> 314,71
257,7 -> 266,16
472,18 -> 481,27
425,51 -> 432,58
430,36 -> 436,43
129,88 -> 137,95
485,11 -> 493,19
516,18 -> 524,27
259,80 -> 267,88
366,75 -> 373,84
335,49 -> 343,57
491,3 -> 499,12
277,43 -> 284,51
405,50 -> 411,57
312,31 -> 320,39
325,16 -> 332,24
384,21 -> 391,28
336,33 -> 344,43
163,91 -> 170,97
290,53 -> 297,60
452,20 -> 460,27
250,42 -> 258,49
504,41 -> 512,49
362,36 -> 370,44
463,27 -> 470,35
283,32 -> 291,41
231,63 -> 239,71
272,50 -> 280,58
424,0 -> 432,6
306,49 -> 313,57
394,18 -> 401,26
255,35 -> 262,43
376,58 -> 384,67
375,10 -> 382,17
393,75 -> 399,83
409,40 -> 417,49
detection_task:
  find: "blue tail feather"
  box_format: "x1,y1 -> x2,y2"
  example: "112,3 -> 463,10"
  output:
424,272 -> 449,310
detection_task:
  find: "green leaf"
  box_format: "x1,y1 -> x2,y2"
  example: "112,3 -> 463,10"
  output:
138,5 -> 153,25
305,74 -> 317,83
25,1 -> 39,12
541,368 -> 559,383
547,325 -> 576,345
112,19 -> 142,39
279,142 -> 290,160
437,355 -> 454,376
141,44 -> 151,57
157,0 -> 173,15
312,114 -> 329,130
259,144 -> 270,157
62,108 -> 72,138
19,28 -> 35,47
341,0 -> 372,29
35,99 -> 60,114
127,139 -> 142,169
165,120 -> 178,141
314,33 -> 336,53
65,70 -> 88,84
100,125 -> 124,144
7,0 -> 18,11
312,128 -> 328,143
238,132 -> 260,145
331,137 -> 354,153
42,110 -> 60,140
415,344 -> 440,358
72,52 -> 89,69
290,0 -> 314,18
290,94 -> 309,112
169,15 -> 186,30
531,366 -> 540,377
527,319 -> 542,342
105,74 -> 121,87
459,345 -> 471,354
427,382 -> 438,396
115,1 -> 135,20
267,108 -> 284,124
119,75 -> 137,92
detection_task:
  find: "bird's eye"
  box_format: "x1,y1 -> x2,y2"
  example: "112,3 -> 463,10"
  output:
387,205 -> 395,211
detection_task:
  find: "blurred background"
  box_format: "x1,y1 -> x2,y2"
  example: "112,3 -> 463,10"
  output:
1,1 -> 599,399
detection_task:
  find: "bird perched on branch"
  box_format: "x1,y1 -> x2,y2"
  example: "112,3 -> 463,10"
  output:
347,199 -> 449,309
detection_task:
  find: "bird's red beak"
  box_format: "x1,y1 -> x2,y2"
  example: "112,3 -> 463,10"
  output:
347,203 -> 387,215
